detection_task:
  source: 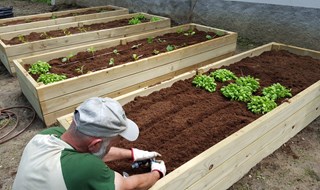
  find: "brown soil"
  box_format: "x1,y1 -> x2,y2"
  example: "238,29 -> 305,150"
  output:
26,29 -> 221,80
0,7 -> 114,27
106,50 -> 320,175
3,17 -> 150,45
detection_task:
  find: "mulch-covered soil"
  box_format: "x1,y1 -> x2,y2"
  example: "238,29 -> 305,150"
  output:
107,50 -> 320,175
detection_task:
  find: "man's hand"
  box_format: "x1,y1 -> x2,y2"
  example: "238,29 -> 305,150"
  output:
131,148 -> 161,161
151,160 -> 166,178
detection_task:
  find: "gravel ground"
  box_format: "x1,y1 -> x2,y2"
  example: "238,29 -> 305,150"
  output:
0,1 -> 319,190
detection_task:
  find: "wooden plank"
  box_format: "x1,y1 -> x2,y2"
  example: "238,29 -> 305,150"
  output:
36,31 -> 236,101
272,43 -> 320,60
188,95 -> 320,190
0,6 -> 128,33
40,44 -> 235,115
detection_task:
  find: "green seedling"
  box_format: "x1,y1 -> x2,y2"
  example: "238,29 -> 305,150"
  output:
113,49 -> 120,55
235,76 -> 260,92
128,17 -> 141,25
134,13 -> 146,20
247,96 -> 277,114
63,29 -> 71,35
153,49 -> 160,55
75,65 -> 85,74
131,43 -> 142,49
215,30 -> 225,37
166,45 -> 175,52
262,83 -> 292,100
51,15 -> 57,19
109,58 -> 115,66
176,28 -> 184,34
61,53 -> 75,63
192,74 -> 217,93
147,37 -> 154,44
184,29 -> 196,36
210,69 -> 237,82
206,35 -> 212,40
87,46 -> 96,56
157,38 -> 166,43
28,60 -> 51,75
132,54 -> 143,61
150,17 -> 161,22
37,73 -> 67,85
221,83 -> 253,102
18,35 -> 27,43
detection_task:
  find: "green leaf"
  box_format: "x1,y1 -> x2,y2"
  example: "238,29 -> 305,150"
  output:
210,69 -> 237,82
37,73 -> 67,85
247,96 -> 277,114
28,61 -> 51,75
192,74 -> 217,92
262,83 -> 292,100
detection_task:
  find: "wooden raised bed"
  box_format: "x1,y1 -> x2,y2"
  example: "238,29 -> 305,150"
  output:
57,42 -> 320,190
0,5 -> 128,34
1,12 -> 170,74
13,24 -> 237,126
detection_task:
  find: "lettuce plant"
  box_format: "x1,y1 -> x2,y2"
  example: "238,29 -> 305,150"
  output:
221,83 -> 253,102
28,61 -> 51,75
37,73 -> 66,84
192,75 -> 217,93
247,96 -> 277,114
235,76 -> 260,92
210,69 -> 237,82
262,83 -> 292,100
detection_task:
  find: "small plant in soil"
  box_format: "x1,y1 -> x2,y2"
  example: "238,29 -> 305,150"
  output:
157,38 -> 166,43
184,29 -> 196,36
210,69 -> 237,82
247,96 -> 277,114
206,35 -> 212,40
28,60 -> 51,75
166,45 -> 175,52
192,74 -> 217,93
37,73 -> 67,85
215,30 -> 225,36
147,37 -> 154,44
150,17 -> 161,22
18,35 -> 27,43
131,43 -> 142,49
61,53 -> 75,63
221,83 -> 253,102
113,49 -> 120,55
87,46 -> 97,57
109,58 -> 115,66
262,83 -> 292,100
128,14 -> 146,25
153,49 -> 160,55
40,32 -> 51,39
235,76 -> 260,92
51,15 -> 57,19
75,65 -> 85,74
176,28 -> 184,34
132,54 -> 143,61
63,29 -> 71,36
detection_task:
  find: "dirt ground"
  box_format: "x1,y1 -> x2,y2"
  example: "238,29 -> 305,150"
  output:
0,1 -> 319,190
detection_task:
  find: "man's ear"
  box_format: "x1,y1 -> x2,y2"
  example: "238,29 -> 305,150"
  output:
88,138 -> 103,152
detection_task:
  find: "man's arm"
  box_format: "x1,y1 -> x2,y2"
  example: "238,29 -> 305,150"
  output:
103,147 -> 161,162
114,171 -> 160,190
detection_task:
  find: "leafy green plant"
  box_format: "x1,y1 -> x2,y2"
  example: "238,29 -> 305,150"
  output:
192,74 -> 217,93
113,49 -> 120,55
166,45 -> 175,52
147,37 -> 154,44
87,47 -> 96,56
157,38 -> 166,43
153,49 -> 160,55
135,14 -> 146,20
37,73 -> 67,85
210,69 -> 237,82
28,61 -> 51,75
61,53 -> 74,63
132,54 -> 143,61
247,96 -> 277,114
177,28 -> 184,34
262,83 -> 292,100
150,17 -> 161,22
206,35 -> 212,40
109,58 -> 115,66
129,17 -> 141,25
221,83 -> 253,102
235,76 -> 260,92
215,31 -> 225,36
18,35 -> 27,43
184,29 -> 196,36
75,65 -> 85,74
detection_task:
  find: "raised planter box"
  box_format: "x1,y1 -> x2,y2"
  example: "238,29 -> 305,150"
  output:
1,12 -> 170,74
13,23 -> 237,126
57,42 -> 320,190
0,5 -> 128,33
